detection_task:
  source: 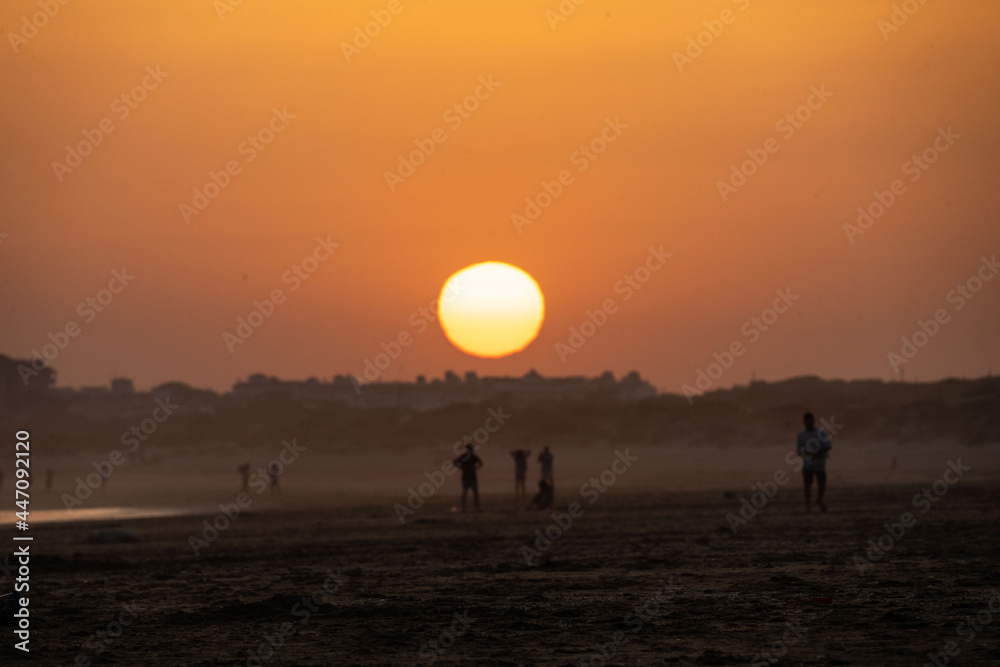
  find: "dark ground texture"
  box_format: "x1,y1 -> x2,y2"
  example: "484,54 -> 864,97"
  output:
4,482 -> 1000,666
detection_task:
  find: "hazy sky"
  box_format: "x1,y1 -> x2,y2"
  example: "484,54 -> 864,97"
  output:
1,0 -> 998,394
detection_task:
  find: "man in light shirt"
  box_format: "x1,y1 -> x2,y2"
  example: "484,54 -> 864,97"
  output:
796,412 -> 831,513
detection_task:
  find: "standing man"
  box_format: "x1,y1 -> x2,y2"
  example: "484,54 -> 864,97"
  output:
510,449 -> 530,499
454,443 -> 483,513
796,412 -> 831,512
538,446 -> 554,488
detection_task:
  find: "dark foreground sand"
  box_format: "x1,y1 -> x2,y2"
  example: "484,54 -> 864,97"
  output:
4,481 -> 1000,666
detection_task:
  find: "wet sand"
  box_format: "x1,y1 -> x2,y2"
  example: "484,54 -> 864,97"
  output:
5,479 -> 1000,666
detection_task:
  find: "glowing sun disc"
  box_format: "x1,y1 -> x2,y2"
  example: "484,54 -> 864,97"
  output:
438,262 -> 545,358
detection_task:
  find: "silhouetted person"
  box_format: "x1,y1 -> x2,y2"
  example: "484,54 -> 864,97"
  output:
538,446 -> 553,483
538,446 -> 554,504
453,443 -> 483,512
238,463 -> 251,493
510,449 -> 530,499
796,412 -> 831,512
268,462 -> 281,494
45,468 -> 53,492
526,479 -> 553,511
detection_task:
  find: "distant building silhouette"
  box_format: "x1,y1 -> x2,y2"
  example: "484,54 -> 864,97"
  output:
111,378 -> 135,395
231,368 -> 656,411
0,352 -> 658,416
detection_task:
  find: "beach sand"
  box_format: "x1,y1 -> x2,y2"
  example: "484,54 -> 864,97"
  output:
5,477 -> 999,666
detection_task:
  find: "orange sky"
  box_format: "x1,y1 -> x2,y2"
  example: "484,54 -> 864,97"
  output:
1,0 -> 998,393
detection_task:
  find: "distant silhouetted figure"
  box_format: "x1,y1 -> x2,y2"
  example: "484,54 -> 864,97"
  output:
268,462 -> 281,494
538,446 -> 553,483
453,444 -> 483,512
527,479 -> 553,511
510,449 -> 530,499
538,446 -> 554,505
238,463 -> 251,493
45,468 -> 53,492
796,412 -> 831,512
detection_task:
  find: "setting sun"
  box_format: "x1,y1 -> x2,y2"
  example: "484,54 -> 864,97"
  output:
438,262 -> 544,358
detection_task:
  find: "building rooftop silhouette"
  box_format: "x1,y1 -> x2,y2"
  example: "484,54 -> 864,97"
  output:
0,353 -> 657,415
232,369 -> 656,410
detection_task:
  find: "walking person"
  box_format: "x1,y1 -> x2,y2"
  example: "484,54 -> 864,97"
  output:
796,412 -> 831,512
453,444 -> 483,513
